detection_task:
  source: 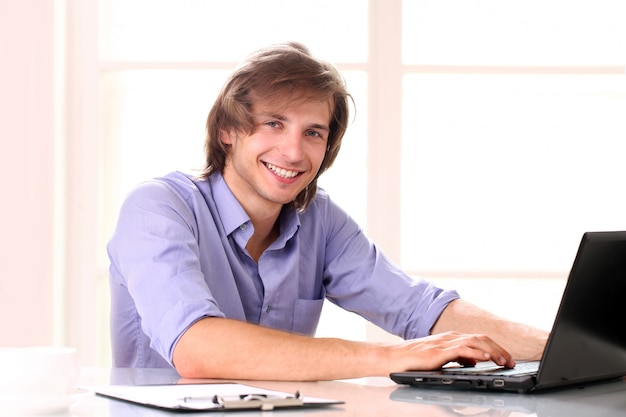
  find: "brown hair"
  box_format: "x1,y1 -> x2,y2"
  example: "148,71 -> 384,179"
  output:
201,42 -> 352,210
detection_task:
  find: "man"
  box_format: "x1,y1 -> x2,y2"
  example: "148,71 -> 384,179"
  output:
108,42 -> 548,381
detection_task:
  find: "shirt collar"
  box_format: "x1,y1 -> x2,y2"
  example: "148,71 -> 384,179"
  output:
276,204 -> 301,245
209,172 -> 251,236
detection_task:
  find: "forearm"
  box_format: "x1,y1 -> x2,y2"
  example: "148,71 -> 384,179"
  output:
430,299 -> 549,360
173,317 -> 388,381
173,315 -> 534,380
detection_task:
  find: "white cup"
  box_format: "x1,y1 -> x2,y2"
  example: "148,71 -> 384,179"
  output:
0,346 -> 78,414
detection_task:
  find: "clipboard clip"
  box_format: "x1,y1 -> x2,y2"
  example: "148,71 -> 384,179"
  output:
183,390 -> 303,411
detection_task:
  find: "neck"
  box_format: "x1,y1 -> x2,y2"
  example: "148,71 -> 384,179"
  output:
246,216 -> 280,263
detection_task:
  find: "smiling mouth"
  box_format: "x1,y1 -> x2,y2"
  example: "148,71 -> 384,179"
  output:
264,162 -> 301,179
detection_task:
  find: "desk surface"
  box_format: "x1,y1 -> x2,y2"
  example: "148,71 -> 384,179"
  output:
67,368 -> 626,417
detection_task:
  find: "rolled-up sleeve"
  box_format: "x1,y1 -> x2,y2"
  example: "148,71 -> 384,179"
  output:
108,179 -> 225,366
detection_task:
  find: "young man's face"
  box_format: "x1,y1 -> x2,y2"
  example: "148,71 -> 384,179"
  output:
221,98 -> 331,215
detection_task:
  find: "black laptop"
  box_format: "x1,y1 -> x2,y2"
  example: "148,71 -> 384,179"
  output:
391,231 -> 626,393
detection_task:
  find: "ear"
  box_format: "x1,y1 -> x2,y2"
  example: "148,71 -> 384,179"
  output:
220,129 -> 234,145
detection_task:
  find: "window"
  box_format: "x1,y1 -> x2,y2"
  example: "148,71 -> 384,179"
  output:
68,0 -> 625,364
400,0 -> 626,275
401,73 -> 625,274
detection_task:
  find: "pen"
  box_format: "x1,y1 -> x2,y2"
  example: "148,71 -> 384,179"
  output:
179,391 -> 303,411
180,393 -> 279,403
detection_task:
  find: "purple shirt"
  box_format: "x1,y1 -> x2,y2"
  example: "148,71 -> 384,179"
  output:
107,171 -> 459,368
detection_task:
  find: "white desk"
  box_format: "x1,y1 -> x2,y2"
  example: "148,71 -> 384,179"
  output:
67,368 -> 626,417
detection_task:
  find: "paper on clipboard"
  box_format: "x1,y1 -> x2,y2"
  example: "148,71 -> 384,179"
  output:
87,383 -> 343,411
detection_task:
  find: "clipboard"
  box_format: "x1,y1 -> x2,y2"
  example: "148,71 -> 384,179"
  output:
87,383 -> 344,411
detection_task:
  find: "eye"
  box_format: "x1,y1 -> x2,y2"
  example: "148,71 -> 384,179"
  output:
266,120 -> 281,129
305,130 -> 326,140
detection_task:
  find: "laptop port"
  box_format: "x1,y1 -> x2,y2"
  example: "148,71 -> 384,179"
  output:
493,379 -> 505,387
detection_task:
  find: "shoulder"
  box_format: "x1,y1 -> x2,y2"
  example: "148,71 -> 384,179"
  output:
299,187 -> 360,237
299,187 -> 334,219
305,187 -> 353,221
305,187 -> 333,211
130,171 -> 202,198
123,171 -> 210,208
117,172 -> 214,228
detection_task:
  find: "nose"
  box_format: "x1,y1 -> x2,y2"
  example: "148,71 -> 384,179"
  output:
277,130 -> 305,162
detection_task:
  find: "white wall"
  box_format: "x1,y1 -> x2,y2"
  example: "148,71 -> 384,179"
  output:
0,1 -> 58,346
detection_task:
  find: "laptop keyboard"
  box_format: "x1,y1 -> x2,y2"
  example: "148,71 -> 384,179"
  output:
443,361 -> 539,377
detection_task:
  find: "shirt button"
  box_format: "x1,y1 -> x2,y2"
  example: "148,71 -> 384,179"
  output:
240,223 -> 247,231
266,306 -> 272,313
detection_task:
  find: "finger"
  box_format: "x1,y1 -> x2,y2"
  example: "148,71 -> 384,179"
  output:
456,358 -> 477,367
463,333 -> 513,364
447,334 -> 515,368
479,337 -> 515,368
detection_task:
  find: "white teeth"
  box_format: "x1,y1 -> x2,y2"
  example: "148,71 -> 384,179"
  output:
265,163 -> 299,179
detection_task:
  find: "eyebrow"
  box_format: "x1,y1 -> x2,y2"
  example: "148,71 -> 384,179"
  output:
254,111 -> 330,132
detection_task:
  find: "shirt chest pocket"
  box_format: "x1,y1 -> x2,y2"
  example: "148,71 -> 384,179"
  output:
291,298 -> 324,336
